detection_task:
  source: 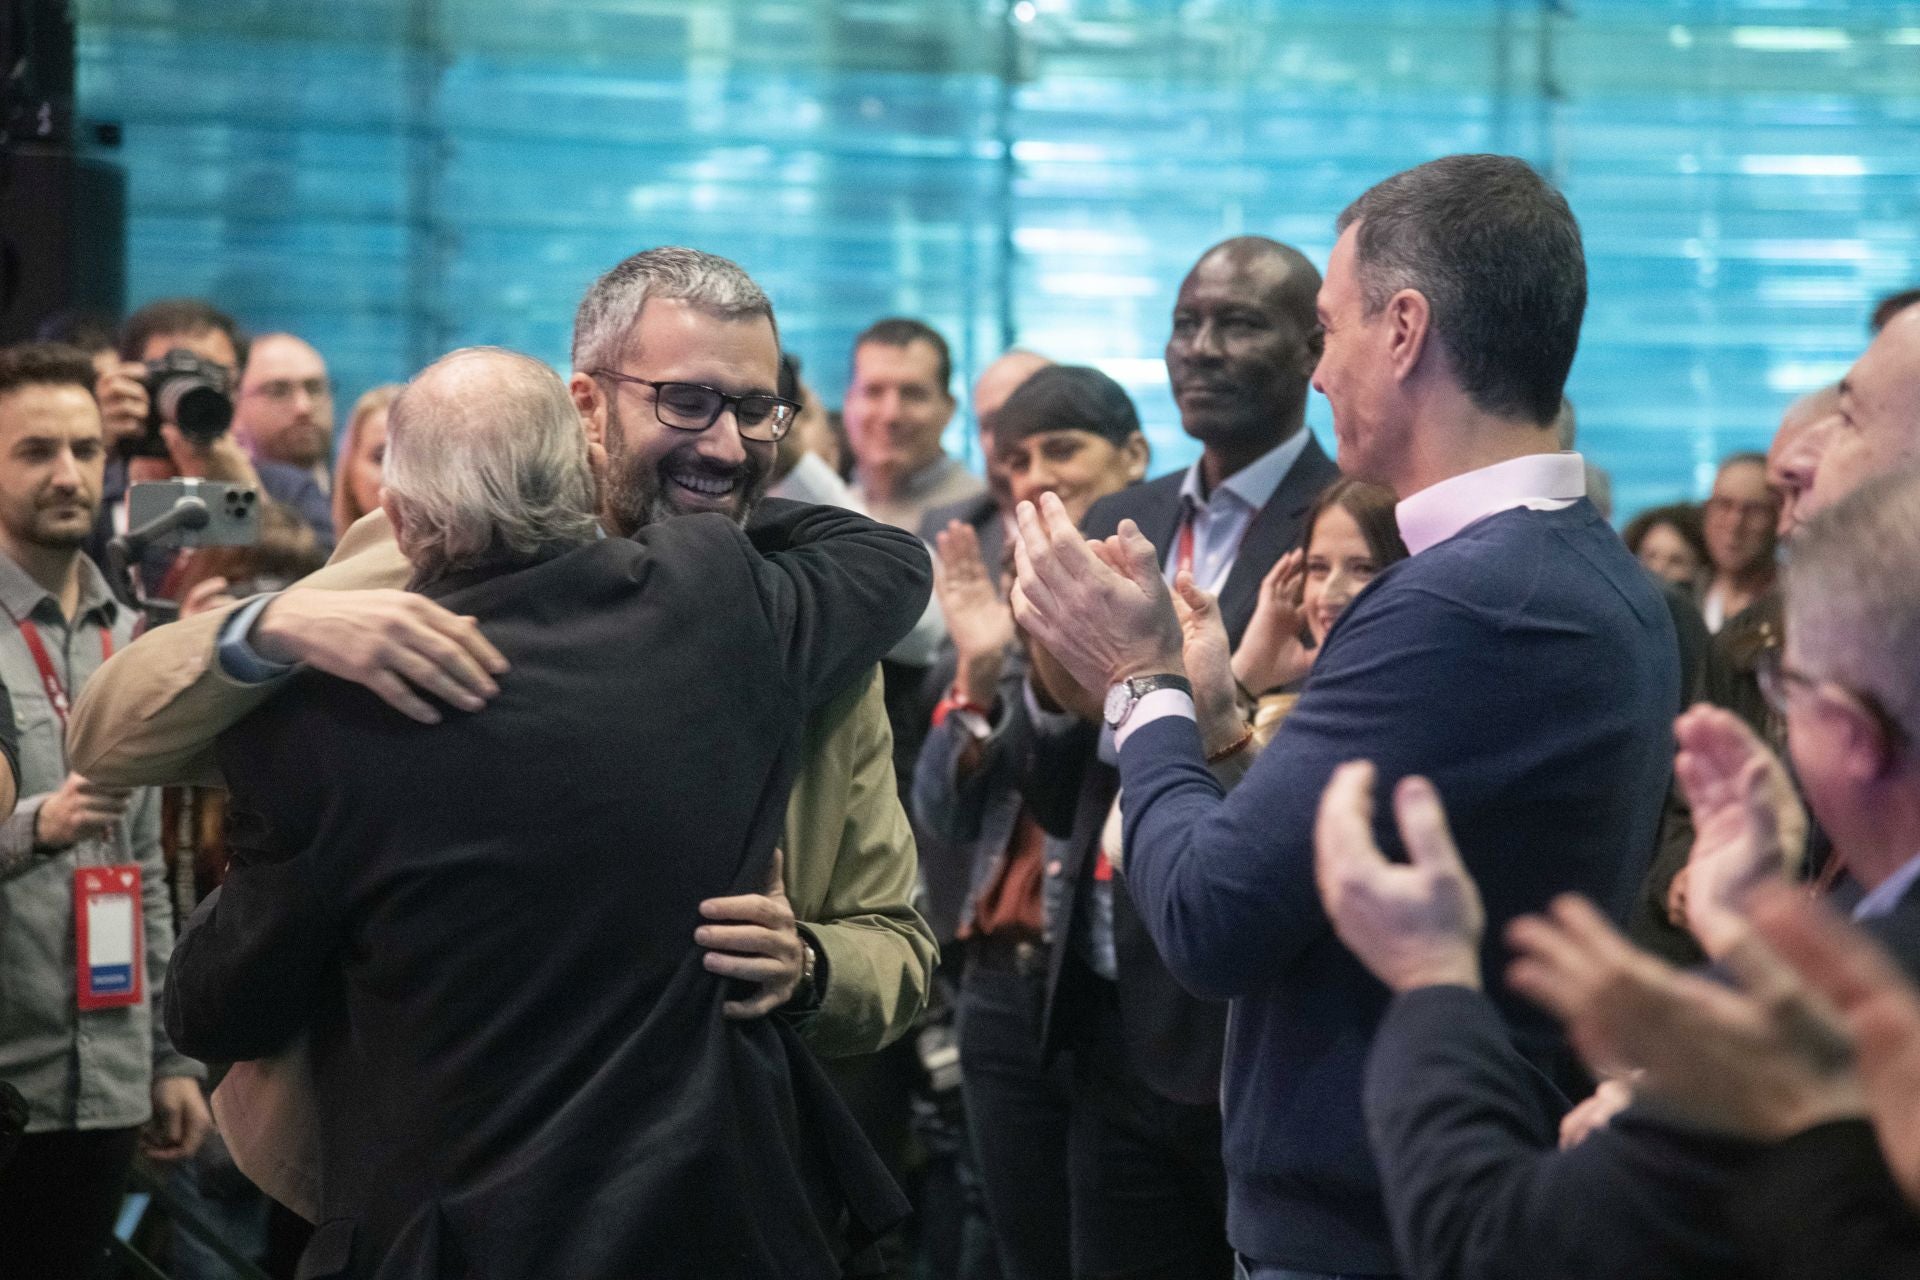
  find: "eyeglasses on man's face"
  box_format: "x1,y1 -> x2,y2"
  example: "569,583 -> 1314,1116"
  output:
591,369 -> 797,442
1756,646 -> 1908,751
245,377 -> 332,403
1704,494 -> 1777,525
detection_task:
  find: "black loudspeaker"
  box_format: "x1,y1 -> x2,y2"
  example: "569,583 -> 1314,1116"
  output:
1,2 -> 123,343
0,146 -> 126,343
3,0 -> 77,147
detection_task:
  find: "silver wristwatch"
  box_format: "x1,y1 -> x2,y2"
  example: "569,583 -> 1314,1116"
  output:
1102,673 -> 1194,732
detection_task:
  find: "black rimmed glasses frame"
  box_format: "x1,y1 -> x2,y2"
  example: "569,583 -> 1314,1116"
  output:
589,369 -> 798,442
1756,646 -> 1909,752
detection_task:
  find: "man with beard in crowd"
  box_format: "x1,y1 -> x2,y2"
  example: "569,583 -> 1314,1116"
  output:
232,332 -> 338,503
0,344 -> 208,1279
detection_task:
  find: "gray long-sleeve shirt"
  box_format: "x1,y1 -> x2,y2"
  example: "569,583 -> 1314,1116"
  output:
0,552 -> 200,1133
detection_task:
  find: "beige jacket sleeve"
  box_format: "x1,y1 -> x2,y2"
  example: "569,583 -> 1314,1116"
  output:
68,511 -> 410,787
781,669 -> 937,1058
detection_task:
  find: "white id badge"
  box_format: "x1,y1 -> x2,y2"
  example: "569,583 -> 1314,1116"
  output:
75,865 -> 144,1010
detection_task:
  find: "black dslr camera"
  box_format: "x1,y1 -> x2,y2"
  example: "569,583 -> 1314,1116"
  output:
122,348 -> 235,457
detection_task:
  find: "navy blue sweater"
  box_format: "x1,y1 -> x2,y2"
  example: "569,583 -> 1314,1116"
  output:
1117,500 -> 1679,1274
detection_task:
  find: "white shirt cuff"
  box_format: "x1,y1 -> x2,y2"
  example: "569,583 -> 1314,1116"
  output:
1113,688 -> 1196,751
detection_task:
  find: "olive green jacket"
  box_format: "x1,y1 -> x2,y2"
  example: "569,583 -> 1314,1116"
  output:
68,511 -> 934,1058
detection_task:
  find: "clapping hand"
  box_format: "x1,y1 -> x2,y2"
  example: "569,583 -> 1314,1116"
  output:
1670,705 -> 1808,957
1011,492 -> 1184,696
1751,885 -> 1920,1206
934,521 -> 1015,705
1168,572 -> 1248,756
1507,892 -> 1862,1140
1232,549 -> 1313,695
1314,761 -> 1486,993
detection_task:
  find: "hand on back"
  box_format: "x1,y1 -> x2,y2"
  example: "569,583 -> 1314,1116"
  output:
252,587 -> 509,724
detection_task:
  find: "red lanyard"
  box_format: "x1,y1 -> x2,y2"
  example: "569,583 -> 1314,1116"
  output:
1175,502 -> 1251,583
1176,516 -> 1197,578
17,620 -> 111,732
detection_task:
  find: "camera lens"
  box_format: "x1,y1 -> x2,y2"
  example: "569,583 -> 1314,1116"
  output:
169,383 -> 234,445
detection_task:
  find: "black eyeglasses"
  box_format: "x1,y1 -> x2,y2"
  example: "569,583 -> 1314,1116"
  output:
1756,646 -> 1909,750
590,370 -> 798,442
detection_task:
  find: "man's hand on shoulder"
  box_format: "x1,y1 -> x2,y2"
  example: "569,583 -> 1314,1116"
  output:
252,587 -> 509,724
698,848 -> 808,1019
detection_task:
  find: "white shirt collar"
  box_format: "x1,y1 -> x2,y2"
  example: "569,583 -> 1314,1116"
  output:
1854,850 -> 1920,921
1394,452 -> 1587,556
1177,429 -> 1313,514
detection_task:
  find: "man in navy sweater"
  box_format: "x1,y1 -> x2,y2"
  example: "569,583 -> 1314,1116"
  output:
1009,154 -> 1679,1277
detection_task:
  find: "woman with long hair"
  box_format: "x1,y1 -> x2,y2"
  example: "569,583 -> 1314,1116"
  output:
332,383 -> 403,534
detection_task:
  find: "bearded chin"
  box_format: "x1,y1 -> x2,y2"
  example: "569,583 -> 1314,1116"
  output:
601,450 -> 766,535
26,512 -> 93,551
600,398 -> 770,534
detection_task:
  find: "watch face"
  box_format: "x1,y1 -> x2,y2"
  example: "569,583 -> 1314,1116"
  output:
1104,682 -> 1132,727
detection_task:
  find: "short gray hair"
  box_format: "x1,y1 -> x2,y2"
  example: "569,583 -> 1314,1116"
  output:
384,347 -> 598,579
1784,463 -> 1920,743
571,247 -> 776,373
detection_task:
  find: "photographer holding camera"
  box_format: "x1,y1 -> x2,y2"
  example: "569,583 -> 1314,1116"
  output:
88,300 -> 332,599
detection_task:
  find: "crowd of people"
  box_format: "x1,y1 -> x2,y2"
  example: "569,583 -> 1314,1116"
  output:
0,151 -> 1918,1280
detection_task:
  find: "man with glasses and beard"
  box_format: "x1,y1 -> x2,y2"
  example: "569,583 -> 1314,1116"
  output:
70,248 -> 937,1064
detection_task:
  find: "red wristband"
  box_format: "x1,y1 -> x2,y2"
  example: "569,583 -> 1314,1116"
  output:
932,691 -> 992,728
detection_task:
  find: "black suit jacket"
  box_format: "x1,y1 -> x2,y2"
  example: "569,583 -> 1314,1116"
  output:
1727,1118 -> 1920,1280
1363,883 -> 1920,1280
1028,434 -> 1340,1106
1723,892 -> 1920,1280
166,501 -> 931,1280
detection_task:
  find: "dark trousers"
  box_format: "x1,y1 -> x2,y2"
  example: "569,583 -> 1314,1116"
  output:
1067,979 -> 1232,1280
0,1125 -> 141,1280
825,1039 -> 921,1278
959,953 -> 1074,1280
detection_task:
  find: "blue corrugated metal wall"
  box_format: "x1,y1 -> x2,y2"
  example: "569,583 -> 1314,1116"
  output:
75,0 -> 1920,518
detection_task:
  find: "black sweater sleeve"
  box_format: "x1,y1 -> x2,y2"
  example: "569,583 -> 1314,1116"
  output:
1364,985 -> 1759,1280
1726,1119 -> 1920,1280
737,498 -> 932,708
